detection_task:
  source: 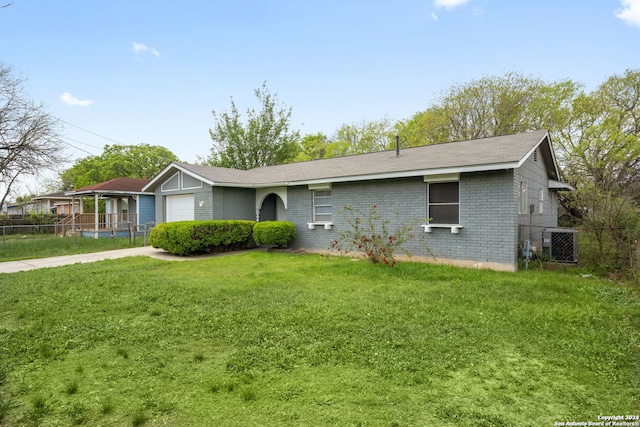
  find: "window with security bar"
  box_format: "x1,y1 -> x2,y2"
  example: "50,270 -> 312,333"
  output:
428,182 -> 459,224
313,190 -> 332,223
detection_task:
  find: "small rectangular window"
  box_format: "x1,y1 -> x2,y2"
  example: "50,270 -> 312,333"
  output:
313,190 -> 332,223
538,188 -> 544,214
519,182 -> 528,214
428,182 -> 459,224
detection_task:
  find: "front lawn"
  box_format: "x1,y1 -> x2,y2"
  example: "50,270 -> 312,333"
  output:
0,252 -> 638,426
0,235 -> 145,262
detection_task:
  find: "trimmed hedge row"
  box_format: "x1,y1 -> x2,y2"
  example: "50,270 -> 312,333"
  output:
253,221 -> 296,248
149,220 -> 298,255
149,220 -> 256,256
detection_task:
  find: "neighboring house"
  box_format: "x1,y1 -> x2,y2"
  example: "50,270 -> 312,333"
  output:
32,192 -> 76,215
143,130 -> 572,271
6,201 -> 36,215
64,177 -> 155,237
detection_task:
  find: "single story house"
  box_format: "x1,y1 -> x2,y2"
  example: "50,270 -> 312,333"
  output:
143,130 -> 572,271
62,177 -> 155,237
32,192 -> 76,215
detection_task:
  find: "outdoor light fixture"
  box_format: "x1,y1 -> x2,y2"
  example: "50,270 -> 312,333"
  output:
199,200 -> 205,207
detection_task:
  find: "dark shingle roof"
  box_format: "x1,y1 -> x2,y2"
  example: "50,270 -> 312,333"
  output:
70,177 -> 151,194
250,130 -> 552,184
145,130 -> 558,190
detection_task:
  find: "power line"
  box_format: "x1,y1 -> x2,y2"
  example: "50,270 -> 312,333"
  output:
55,137 -> 98,157
51,115 -> 127,146
57,133 -> 103,151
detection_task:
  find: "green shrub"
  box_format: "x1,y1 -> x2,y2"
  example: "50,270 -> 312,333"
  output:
253,221 -> 296,248
149,220 -> 256,255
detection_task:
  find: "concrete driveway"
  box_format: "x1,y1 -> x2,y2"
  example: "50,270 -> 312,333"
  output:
0,246 -> 212,274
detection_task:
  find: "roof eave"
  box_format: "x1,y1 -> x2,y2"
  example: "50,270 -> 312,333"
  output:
548,179 -> 575,191
288,162 -> 520,186
65,190 -> 153,196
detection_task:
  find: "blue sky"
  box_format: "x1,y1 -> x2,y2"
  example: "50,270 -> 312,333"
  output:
1,0 -> 639,191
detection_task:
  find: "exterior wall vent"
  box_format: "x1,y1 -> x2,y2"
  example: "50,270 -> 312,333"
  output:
542,228 -> 578,263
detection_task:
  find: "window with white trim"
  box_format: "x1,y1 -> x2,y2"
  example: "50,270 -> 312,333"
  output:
518,182 -> 528,214
313,190 -> 332,223
538,188 -> 544,214
428,182 -> 459,224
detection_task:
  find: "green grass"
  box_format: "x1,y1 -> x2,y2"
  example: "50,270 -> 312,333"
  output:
0,234 -> 144,262
0,252 -> 638,426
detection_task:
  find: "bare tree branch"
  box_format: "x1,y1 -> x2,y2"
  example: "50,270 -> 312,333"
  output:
0,63 -> 65,204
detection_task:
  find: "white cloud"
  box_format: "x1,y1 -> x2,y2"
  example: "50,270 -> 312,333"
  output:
132,42 -> 161,57
60,92 -> 94,107
434,0 -> 471,10
431,11 -> 438,20
616,0 -> 640,27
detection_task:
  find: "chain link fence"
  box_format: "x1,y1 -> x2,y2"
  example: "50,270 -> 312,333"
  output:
1,221 -> 155,252
519,223 -> 640,274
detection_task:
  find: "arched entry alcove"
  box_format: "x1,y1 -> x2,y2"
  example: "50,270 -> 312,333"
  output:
255,187 -> 287,222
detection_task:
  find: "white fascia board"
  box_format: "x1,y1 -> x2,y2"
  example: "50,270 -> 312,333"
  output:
173,164 -> 216,187
207,181 -> 289,189
288,162 -> 519,186
516,131 -> 561,179
142,162 -> 179,191
67,190 -> 153,196
142,162 -> 216,191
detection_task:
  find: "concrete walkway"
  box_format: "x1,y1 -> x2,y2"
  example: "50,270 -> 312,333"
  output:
0,246 -> 229,274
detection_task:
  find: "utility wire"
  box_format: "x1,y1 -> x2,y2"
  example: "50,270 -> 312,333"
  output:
55,137 -> 97,157
51,115 -> 127,146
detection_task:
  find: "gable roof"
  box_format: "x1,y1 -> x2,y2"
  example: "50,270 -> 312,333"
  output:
67,177 -> 152,196
144,130 -> 563,190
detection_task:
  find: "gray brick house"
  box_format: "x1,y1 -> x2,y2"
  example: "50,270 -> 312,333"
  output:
143,130 -> 572,271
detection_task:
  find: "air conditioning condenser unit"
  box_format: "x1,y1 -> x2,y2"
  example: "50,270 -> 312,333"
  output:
542,228 -> 578,263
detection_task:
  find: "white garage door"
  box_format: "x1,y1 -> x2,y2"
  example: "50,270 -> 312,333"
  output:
166,194 -> 194,222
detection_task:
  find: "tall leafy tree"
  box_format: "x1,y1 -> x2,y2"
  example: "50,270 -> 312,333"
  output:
0,63 -> 65,207
556,70 -> 640,258
294,132 -> 331,161
395,72 -> 578,146
325,118 -> 395,157
394,107 -> 450,148
60,144 -> 179,189
204,82 -> 300,170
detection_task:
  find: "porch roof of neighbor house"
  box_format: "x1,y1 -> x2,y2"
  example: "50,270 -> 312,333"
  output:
66,177 -> 152,196
144,130 -> 565,190
32,191 -> 73,201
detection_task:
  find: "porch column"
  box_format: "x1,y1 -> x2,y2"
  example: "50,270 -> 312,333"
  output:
94,194 -> 99,232
255,209 -> 260,222
72,196 -> 76,231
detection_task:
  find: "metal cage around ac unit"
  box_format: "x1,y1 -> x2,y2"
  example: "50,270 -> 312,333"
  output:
541,228 -> 578,263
